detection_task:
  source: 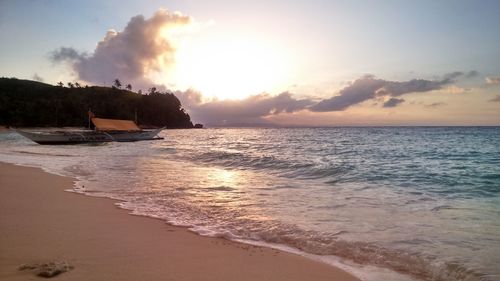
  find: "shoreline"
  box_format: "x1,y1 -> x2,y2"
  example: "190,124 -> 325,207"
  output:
0,162 -> 360,281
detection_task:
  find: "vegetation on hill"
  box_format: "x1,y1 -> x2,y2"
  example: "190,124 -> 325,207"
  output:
0,78 -> 194,128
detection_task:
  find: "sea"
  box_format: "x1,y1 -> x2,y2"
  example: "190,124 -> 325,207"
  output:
1,127 -> 499,281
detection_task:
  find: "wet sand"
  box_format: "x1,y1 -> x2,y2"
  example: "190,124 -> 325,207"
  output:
0,162 -> 360,281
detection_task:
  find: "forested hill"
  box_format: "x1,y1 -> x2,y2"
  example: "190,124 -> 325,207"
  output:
0,78 -> 194,128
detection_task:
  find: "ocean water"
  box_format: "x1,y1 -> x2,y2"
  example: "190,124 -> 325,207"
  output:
1,127 -> 499,281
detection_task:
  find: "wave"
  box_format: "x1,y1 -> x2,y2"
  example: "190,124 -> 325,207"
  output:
173,148 -> 354,182
113,194 -> 490,281
252,232 -> 487,281
4,127 -> 499,281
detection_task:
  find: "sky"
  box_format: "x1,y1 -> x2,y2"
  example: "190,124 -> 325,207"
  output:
1,0 -> 499,126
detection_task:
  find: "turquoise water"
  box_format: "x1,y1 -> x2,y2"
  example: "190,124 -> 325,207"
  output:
1,127 -> 499,280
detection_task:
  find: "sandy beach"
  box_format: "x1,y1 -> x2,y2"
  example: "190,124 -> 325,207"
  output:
0,162 -> 360,281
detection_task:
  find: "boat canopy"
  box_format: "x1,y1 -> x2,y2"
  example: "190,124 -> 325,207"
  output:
91,118 -> 141,131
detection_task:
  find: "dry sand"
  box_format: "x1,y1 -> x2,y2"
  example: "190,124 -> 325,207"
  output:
0,162 -> 360,281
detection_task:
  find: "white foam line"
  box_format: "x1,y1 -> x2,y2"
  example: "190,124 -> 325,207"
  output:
0,159 -> 416,281
229,238 -> 417,281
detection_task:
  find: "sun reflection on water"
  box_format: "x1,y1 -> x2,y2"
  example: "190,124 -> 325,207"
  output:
206,168 -> 240,188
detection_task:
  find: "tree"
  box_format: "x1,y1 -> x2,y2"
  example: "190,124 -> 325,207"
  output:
57,81 -> 64,87
126,84 -> 132,91
0,77 -> 195,128
74,82 -> 81,88
67,82 -> 74,88
148,87 -> 157,95
113,79 -> 122,89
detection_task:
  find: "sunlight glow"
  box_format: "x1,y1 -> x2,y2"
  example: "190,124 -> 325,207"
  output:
173,37 -> 293,100
207,168 -> 239,187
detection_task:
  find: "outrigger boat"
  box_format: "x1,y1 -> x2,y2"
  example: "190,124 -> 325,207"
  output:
16,117 -> 164,145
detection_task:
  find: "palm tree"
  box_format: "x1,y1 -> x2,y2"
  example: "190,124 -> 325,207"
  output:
113,79 -> 122,89
57,81 -> 64,87
126,84 -> 132,91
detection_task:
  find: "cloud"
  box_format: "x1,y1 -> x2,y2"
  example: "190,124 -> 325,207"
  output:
443,85 -> 470,94
174,88 -> 203,108
438,70 -> 478,81
485,76 -> 500,85
31,73 -> 44,82
441,71 -> 464,83
489,95 -> 500,102
310,73 -> 460,112
383,98 -> 405,108
466,70 -> 479,78
50,9 -> 191,90
177,72 -> 473,124
425,102 -> 446,108
49,11 -> 478,125
50,47 -> 83,62
176,91 -> 314,125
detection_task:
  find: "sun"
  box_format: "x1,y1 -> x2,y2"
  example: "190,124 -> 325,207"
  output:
172,36 -> 292,100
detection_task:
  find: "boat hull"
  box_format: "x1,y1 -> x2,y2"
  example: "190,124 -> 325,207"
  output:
16,129 -> 164,145
16,130 -> 113,145
105,128 -> 164,142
